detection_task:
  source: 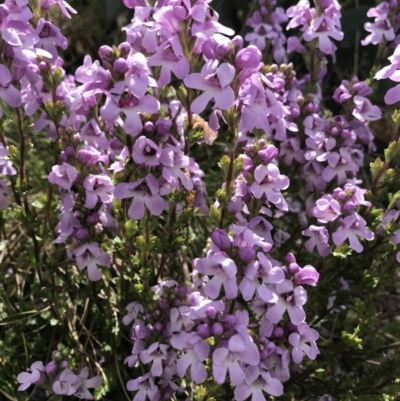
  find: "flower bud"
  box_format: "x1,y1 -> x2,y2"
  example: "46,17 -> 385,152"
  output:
99,45 -> 114,63
197,324 -> 211,339
285,252 -> 296,263
45,361 -> 57,375
118,42 -> 131,58
272,326 -> 285,338
239,247 -> 256,261
236,45 -> 262,69
258,145 -> 278,163
87,212 -> 99,224
211,229 -> 231,250
211,322 -> 224,336
144,121 -> 155,132
222,314 -> 237,330
216,43 -> 231,57
231,35 -> 243,49
173,6 -> 187,20
154,321 -> 163,331
114,58 -> 128,75
206,306 -> 218,320
176,286 -> 187,299
0,4 -> 9,23
288,262 -> 300,274
294,265 -> 319,286
74,228 -> 88,240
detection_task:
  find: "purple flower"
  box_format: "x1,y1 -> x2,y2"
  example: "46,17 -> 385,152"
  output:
245,12 -> 274,51
352,95 -> 381,122
232,224 -> 272,252
236,45 -> 262,69
266,280 -> 307,325
303,16 -> 344,56
148,36 -> 190,87
114,174 -> 166,220
212,333 -> 260,385
332,213 -> 374,253
73,242 -> 111,281
250,164 -> 289,211
40,0 -> 77,18
101,84 -> 159,136
234,366 -> 283,400
161,148 -> 193,191
74,367 -> 102,400
238,75 -> 270,136
17,362 -> 46,391
294,265 -> 319,286
48,163 -> 78,190
132,136 -> 163,167
195,254 -> 238,299
313,195 -> 342,223
264,347 -> 290,382
239,253 -> 284,302
375,45 -> 400,104
211,229 -> 232,251
0,64 -> 21,110
302,225 -> 330,256
83,174 -> 114,209
80,119 -> 109,150
362,3 -> 395,46
53,368 -> 81,396
184,60 -> 235,114
126,373 -> 160,401
122,302 -> 144,326
171,333 -> 210,384
289,323 -> 319,363
140,342 -> 169,377
34,19 -> 67,61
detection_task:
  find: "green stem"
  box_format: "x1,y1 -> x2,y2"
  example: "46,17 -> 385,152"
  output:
219,150 -> 236,229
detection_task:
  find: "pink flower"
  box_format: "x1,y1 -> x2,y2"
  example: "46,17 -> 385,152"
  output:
0,64 -> 21,111
48,163 -> 78,191
73,242 -> 111,281
148,36 -> 190,87
303,16 -> 344,56
171,333 -> 210,384
74,367 -> 102,400
289,323 -> 320,364
234,366 -> 283,400
114,174 -> 166,220
184,60 -> 235,114
195,254 -> 238,299
332,213 -> 374,253
352,95 -> 382,122
83,174 -> 114,209
212,333 -> 260,385
101,84 -> 159,136
266,280 -> 307,325
34,18 -> 67,61
17,362 -> 46,391
302,225 -> 330,256
140,342 -> 169,377
239,253 -> 284,302
250,164 -> 289,211
126,373 -> 160,401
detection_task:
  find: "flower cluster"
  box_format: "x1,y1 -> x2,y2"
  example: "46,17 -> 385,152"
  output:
5,0 -> 400,400
245,0 -> 288,63
305,183 -> 374,254
17,352 -> 101,400
362,1 -> 400,47
287,0 -> 343,59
